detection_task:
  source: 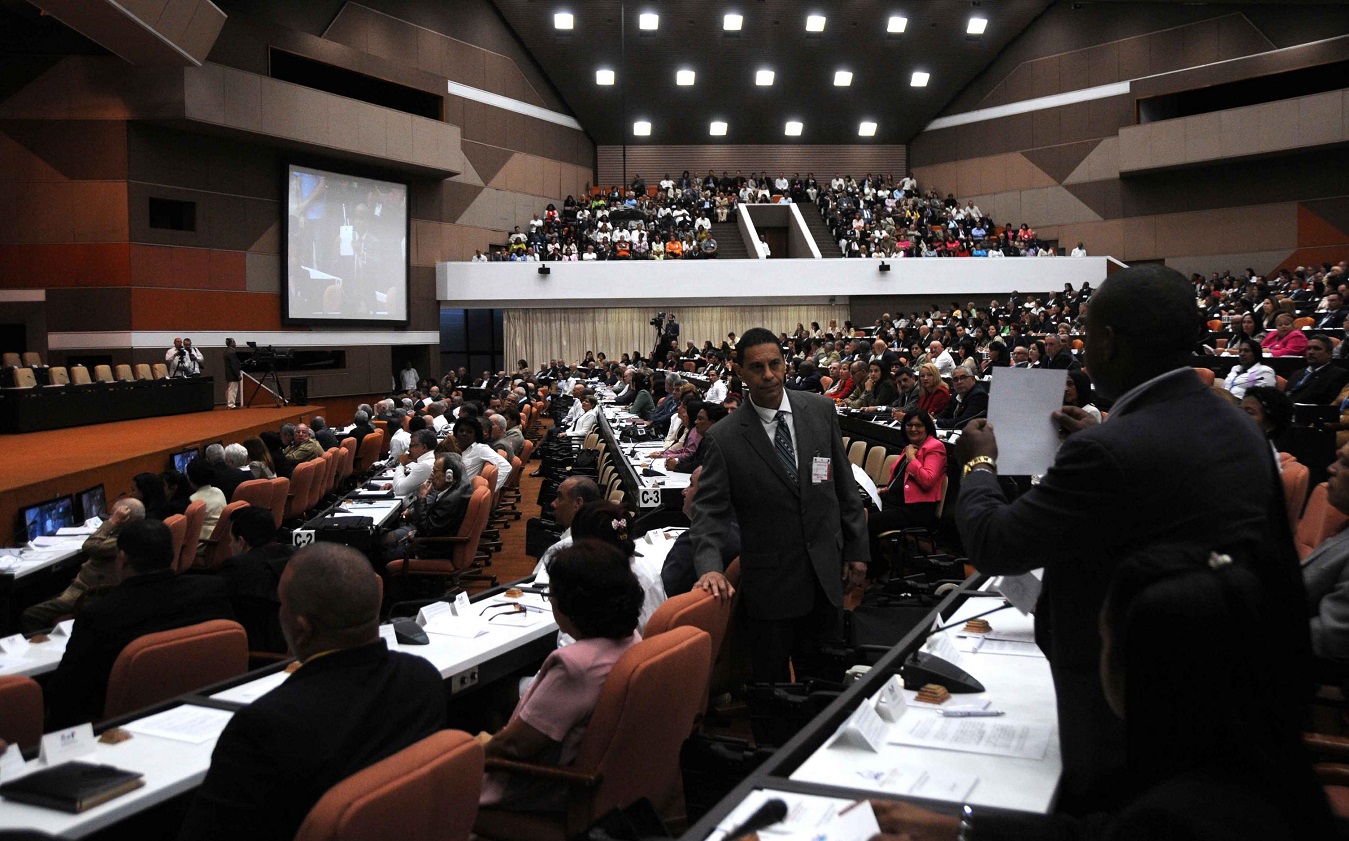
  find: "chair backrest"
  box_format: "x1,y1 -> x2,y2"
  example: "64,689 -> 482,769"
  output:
164,514 -> 187,566
372,420 -> 391,457
295,730 -> 484,841
819,375 -> 833,390
863,445 -> 888,485
470,476 -> 488,492
355,431 -> 384,475
880,453 -> 902,486
450,486 -> 492,569
1194,367 -> 1215,387
268,477 -> 290,527
518,438 -> 535,466
1294,316 -> 1315,329
177,499 -> 207,573
1,352 -> 19,367
70,365 -> 91,385
134,363 -> 153,380
1281,456 -> 1311,528
501,455 -> 523,494
48,366 -> 69,386
0,675 -> 43,751
315,449 -> 338,505
11,367 -> 36,388
644,588 -> 734,672
286,460 -> 319,519
847,440 -> 867,468
934,473 -> 952,519
1276,375 -> 1288,392
20,352 -> 40,367
93,364 -> 114,383
479,463 -> 499,500
104,619 -> 248,719
572,626 -> 711,821
114,363 -> 135,382
152,362 -> 168,379
202,501 -> 249,570
1297,482 -> 1349,561
335,441 -> 356,485
232,478 -> 272,507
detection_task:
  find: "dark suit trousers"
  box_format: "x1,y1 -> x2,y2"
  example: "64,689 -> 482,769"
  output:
744,579 -> 842,683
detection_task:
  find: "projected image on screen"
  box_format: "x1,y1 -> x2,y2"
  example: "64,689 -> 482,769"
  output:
286,164 -> 408,322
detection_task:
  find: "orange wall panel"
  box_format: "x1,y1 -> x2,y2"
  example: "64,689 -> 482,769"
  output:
1298,204 -> 1349,249
0,243 -> 130,287
128,244 -> 247,290
130,288 -> 283,330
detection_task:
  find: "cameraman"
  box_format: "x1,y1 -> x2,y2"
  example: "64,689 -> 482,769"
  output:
166,337 -> 204,377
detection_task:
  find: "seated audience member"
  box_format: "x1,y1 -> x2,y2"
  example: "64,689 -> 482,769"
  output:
500,406 -> 526,456
825,361 -> 860,401
1304,443 -> 1349,661
1239,386 -> 1293,463
656,397 -> 705,467
868,410 -> 946,564
628,371 -> 655,420
260,431 -> 289,478
218,506 -> 292,653
383,453 -> 474,561
872,544 -> 1333,841
388,412 -> 416,464
570,501 -> 666,635
670,403 -> 728,474
22,499 -> 145,632
349,410 -> 377,454
282,423 -> 324,465
788,359 -> 824,393
935,368 -> 988,429
847,360 -> 898,409
1064,370 -> 1103,424
560,395 -> 599,440
1285,334 -> 1349,404
704,368 -> 728,404
662,467 -> 740,597
386,429 -> 436,500
132,471 -> 173,520
162,468 -> 193,516
1040,333 -> 1081,371
215,443 -> 251,502
455,415 -> 512,490
916,363 -> 951,417
309,416 -> 339,451
889,368 -> 921,415
46,519 -> 234,728
1261,313 -> 1310,358
488,414 -> 519,459
531,476 -> 603,583
479,540 -> 642,811
179,543 -> 445,841
187,458 -> 227,557
1222,338 -> 1278,401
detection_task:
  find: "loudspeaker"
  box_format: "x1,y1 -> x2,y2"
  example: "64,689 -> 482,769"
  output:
290,376 -> 308,405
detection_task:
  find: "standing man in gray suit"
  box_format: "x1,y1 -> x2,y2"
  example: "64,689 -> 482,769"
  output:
691,328 -> 869,683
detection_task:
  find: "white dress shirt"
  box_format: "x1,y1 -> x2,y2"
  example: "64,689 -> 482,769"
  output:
393,450 -> 434,498
388,428 -> 410,463
462,442 -> 512,490
932,350 -> 956,378
704,378 -> 728,405
749,390 -> 798,462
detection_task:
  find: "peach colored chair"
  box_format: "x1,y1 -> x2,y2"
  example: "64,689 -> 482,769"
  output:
152,362 -> 168,379
286,460 -> 320,521
386,485 -> 496,591
10,368 -> 36,388
114,363 -> 135,382
48,366 -> 70,386
70,365 -> 92,385
135,363 -> 153,380
0,675 -> 43,751
1194,367 -> 1215,387
1281,455 -> 1311,529
268,477 -> 290,527
176,499 -> 207,573
474,627 -> 711,841
20,352 -> 40,367
295,730 -> 484,841
1,352 -> 19,367
354,431 -> 385,475
164,514 -> 187,566
103,620 -> 248,719
232,478 -> 272,508
93,364 -> 114,383
1297,483 -> 1349,561
198,500 -> 249,570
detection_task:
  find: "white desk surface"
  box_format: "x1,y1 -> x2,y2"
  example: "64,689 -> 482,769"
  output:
601,410 -> 694,491
789,590 -> 1061,814
0,538 -> 84,581
0,703 -> 230,839
0,632 -> 69,678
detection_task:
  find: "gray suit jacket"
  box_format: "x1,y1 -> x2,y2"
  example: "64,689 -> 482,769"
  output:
1304,527 -> 1349,661
691,390 -> 868,621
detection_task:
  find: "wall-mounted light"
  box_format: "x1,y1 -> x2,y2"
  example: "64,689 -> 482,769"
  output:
879,262 -> 891,273
538,266 -> 551,276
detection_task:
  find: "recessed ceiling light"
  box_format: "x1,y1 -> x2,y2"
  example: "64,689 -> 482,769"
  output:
967,16 -> 987,35
755,69 -> 775,86
710,121 -> 728,136
639,12 -> 659,30
911,71 -> 930,87
858,121 -> 877,137
596,68 -> 615,85
805,14 -> 826,32
676,69 -> 695,86
785,120 -> 803,136
834,70 -> 853,86
723,13 -> 743,31
553,12 -> 574,30
887,15 -> 907,33
633,120 -> 651,136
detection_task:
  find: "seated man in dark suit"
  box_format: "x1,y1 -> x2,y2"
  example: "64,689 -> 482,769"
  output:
1040,333 -> 1081,371
178,542 -> 446,841
309,416 -> 340,451
218,506 -> 293,653
214,443 -> 252,503
1286,334 -> 1349,404
936,369 -> 989,429
348,409 -> 377,457
45,519 -> 235,728
663,467 -> 740,597
1314,292 -> 1348,330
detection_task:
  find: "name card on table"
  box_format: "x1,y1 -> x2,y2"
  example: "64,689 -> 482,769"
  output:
52,619 -> 75,638
873,675 -> 908,723
834,698 -> 889,752
923,628 -> 965,668
39,723 -> 96,766
0,744 -> 25,782
0,633 -> 30,655
416,601 -> 453,627
378,624 -> 397,644
449,591 -> 472,616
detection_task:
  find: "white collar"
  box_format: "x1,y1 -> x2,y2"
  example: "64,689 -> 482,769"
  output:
750,390 -> 791,424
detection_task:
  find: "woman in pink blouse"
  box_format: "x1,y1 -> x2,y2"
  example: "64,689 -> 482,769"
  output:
1261,313 -> 1309,357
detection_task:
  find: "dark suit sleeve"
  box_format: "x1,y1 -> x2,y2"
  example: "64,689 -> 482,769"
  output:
689,434 -> 736,578
45,613 -> 104,728
826,404 -> 870,566
177,709 -> 283,841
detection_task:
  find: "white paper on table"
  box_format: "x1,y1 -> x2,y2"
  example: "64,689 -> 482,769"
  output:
55,526 -> 96,537
423,615 -> 491,639
211,670 -> 291,705
958,637 -> 1044,657
888,714 -> 1052,760
986,367 -> 1069,476
996,570 -> 1044,615
29,537 -> 67,548
901,689 -> 992,712
122,704 -> 235,744
708,789 -> 880,841
845,759 -> 979,801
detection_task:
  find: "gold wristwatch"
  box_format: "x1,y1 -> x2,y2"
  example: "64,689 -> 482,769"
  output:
962,456 -> 997,478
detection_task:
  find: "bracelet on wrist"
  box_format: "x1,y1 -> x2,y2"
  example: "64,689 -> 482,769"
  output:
962,456 -> 997,478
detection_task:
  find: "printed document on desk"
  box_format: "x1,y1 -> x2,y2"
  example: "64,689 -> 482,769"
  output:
122,705 -> 234,744
889,714 -> 1052,760
987,368 -> 1067,476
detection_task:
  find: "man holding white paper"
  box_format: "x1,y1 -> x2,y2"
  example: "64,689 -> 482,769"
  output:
952,265 -> 1288,814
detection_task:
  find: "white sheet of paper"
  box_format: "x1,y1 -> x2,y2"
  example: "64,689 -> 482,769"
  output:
423,617 -> 491,639
122,704 -> 235,744
846,760 -> 979,801
888,714 -> 1052,760
55,526 -> 96,537
997,570 -> 1044,615
987,367 -> 1068,476
211,670 -> 291,705
708,790 -> 881,841
959,637 -> 1044,657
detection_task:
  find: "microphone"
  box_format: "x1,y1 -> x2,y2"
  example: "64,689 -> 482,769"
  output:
724,798 -> 788,841
896,603 -> 1014,694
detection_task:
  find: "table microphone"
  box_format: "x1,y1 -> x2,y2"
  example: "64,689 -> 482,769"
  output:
725,798 -> 788,841
898,603 -> 1013,694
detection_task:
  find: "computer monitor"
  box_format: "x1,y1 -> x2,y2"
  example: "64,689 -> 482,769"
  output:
76,484 -> 107,521
172,448 -> 199,474
19,496 -> 75,543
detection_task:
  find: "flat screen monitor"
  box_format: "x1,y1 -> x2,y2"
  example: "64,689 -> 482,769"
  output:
172,448 -> 199,474
284,163 -> 408,325
76,484 -> 107,520
20,496 -> 75,543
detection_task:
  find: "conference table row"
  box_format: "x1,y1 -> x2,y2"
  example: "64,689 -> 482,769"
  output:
0,376 -> 215,434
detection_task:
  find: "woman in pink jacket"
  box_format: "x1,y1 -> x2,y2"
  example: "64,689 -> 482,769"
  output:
867,409 -> 948,573
1261,313 -> 1309,357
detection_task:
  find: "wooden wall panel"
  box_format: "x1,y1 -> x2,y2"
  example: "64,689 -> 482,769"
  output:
129,289 -> 283,330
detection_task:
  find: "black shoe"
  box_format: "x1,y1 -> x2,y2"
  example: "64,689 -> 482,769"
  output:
529,469 -> 544,478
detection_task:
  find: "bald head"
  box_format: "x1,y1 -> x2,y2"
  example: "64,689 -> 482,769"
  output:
280,543 -> 381,659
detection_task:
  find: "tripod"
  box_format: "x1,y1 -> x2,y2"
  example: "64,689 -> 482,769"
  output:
244,367 -> 287,408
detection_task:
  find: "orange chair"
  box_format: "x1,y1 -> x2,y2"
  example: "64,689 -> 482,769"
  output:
103,619 -> 248,719
70,365 -> 91,385
134,363 -> 153,380
176,499 -> 207,573
269,476 -> 290,527
474,627 -> 712,841
0,675 -> 43,751
373,420 -> 391,458
232,478 -> 272,507
1295,317 -> 1316,330
286,460 -> 320,521
1277,375 -> 1288,392
385,485 -> 497,591
1296,483 -> 1349,561
1281,455 -> 1311,529
164,513 -> 187,567
114,363 -> 135,382
337,437 -> 358,485
309,454 -> 334,511
47,366 -> 69,386
819,375 -> 833,391
10,368 -> 36,388
355,431 -> 385,475
295,730 -> 484,841
198,500 -> 249,570
1206,319 -> 1223,331
152,363 -> 168,379
1,352 -> 19,367
93,364 -> 114,383
1194,367 -> 1216,387
643,584 -> 736,723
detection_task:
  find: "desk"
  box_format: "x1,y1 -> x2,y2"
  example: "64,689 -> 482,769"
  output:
0,377 -> 215,434
596,407 -> 689,531
0,537 -> 87,635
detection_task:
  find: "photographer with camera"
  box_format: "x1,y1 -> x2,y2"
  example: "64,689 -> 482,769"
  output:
166,337 -> 204,378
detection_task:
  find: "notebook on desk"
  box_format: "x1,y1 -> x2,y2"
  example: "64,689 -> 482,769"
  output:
0,761 -> 144,813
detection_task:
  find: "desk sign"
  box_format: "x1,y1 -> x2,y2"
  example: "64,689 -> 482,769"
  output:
292,529 -> 316,547
0,633 -> 30,655
449,591 -> 472,616
417,601 -> 452,626
874,675 -> 908,724
52,619 -> 75,638
39,723 -> 96,765
378,624 -> 397,644
0,744 -> 24,782
638,487 -> 662,509
834,697 -> 888,752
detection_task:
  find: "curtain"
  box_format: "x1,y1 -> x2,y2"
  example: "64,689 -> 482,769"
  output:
504,304 -> 852,368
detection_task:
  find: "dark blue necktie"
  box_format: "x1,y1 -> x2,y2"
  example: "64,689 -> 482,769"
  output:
773,411 -> 798,484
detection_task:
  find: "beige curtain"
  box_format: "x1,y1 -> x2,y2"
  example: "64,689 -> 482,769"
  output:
504,305 -> 852,367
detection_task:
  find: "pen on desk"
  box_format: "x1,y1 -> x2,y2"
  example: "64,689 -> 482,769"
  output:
941,710 -> 1004,718
838,799 -> 865,815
